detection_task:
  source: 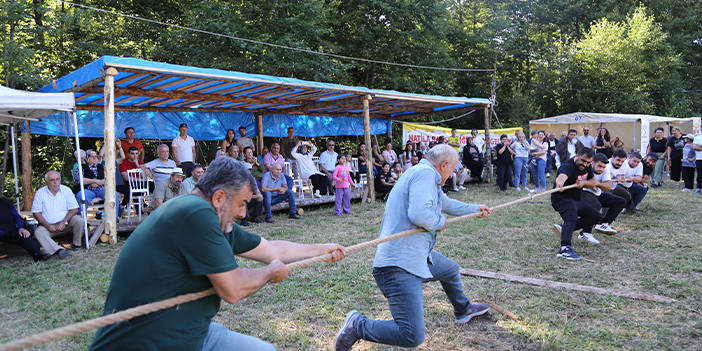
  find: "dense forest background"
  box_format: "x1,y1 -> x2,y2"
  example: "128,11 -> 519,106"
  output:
2,0 -> 701,129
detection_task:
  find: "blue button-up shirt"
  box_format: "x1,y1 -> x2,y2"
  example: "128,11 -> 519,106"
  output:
373,159 -> 481,279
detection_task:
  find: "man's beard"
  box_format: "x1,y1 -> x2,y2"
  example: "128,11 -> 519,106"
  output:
218,202 -> 235,233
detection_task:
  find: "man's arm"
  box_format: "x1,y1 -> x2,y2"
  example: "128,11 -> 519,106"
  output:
139,148 -> 145,162
597,180 -> 613,191
577,177 -> 597,189
207,260 -> 290,304
237,237 -> 345,264
555,173 -> 569,190
172,144 -> 180,165
191,144 -> 196,163
693,142 -> 702,151
33,212 -> 57,232
139,164 -> 154,178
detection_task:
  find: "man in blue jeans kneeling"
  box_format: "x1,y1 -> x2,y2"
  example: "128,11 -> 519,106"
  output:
334,145 -> 492,351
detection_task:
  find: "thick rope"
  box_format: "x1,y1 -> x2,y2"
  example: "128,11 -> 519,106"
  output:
0,185 -> 575,351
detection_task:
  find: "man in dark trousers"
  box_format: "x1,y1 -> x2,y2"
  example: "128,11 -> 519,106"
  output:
551,147 -> 601,260
581,153 -> 626,238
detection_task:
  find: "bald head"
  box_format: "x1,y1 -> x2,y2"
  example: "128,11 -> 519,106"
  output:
425,144 -> 458,167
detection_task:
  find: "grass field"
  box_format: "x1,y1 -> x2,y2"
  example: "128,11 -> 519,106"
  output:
1,180 -> 701,350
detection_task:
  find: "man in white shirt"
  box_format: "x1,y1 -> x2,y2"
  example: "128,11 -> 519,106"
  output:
578,127 -> 596,149
172,123 -> 196,177
606,149 -> 647,214
141,144 -> 177,191
319,139 -> 339,196
31,171 -> 83,257
471,129 -> 485,154
693,134 -> 702,194
581,154 -> 626,241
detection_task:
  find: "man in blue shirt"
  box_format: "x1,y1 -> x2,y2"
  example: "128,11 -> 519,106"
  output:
334,145 -> 491,351
261,163 -> 301,223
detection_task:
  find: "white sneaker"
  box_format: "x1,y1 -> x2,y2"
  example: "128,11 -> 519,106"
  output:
516,187 -> 522,191
594,223 -> 617,235
682,188 -> 691,193
459,186 -> 466,190
524,186 -> 533,192
578,232 -> 600,244
546,172 -> 551,178
314,190 -> 322,198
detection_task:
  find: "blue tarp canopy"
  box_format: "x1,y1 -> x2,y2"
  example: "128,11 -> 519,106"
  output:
34,56 -> 491,140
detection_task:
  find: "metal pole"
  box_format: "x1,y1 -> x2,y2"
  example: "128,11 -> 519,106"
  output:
73,110 -> 89,249
104,68 -> 118,243
1,125 -> 9,196
10,124 -> 19,210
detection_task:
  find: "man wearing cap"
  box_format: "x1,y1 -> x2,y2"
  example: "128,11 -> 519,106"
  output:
149,168 -> 187,211
172,123 -> 196,177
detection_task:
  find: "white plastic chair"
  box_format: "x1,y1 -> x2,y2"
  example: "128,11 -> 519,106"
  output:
126,168 -> 150,222
353,157 -> 368,193
285,161 -> 311,199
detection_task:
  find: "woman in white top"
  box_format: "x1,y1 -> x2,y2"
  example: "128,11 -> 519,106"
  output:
290,140 -> 329,197
400,141 -> 416,165
529,130 -> 549,192
510,131 -> 531,191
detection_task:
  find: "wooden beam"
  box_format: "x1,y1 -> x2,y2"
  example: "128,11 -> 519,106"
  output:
74,93 -> 96,102
114,73 -> 148,86
76,105 -> 381,118
271,95 -> 364,114
363,95 -> 375,202
116,96 -> 142,105
125,74 -> 155,88
385,106 -> 487,120
135,75 -> 174,88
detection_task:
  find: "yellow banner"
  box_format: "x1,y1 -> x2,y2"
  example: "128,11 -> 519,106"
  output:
402,122 -> 523,149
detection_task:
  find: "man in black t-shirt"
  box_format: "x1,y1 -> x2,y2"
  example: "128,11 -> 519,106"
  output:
550,148 -> 601,260
666,126 -> 686,186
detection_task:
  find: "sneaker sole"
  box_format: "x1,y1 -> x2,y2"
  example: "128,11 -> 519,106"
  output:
556,253 -> 581,260
455,307 -> 489,324
578,236 -> 600,244
594,228 -> 617,235
552,225 -> 562,239
333,310 -> 359,349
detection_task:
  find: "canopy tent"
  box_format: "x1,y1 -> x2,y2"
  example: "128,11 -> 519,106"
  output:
530,112 -> 694,152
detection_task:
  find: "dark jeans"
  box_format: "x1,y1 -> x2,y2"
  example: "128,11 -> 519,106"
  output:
496,164 -> 511,190
682,167 -> 695,189
179,162 -> 196,178
626,184 -> 648,210
246,198 -> 263,219
546,154 -> 554,172
263,190 -> 297,218
551,196 -> 602,246
355,251 -> 471,348
582,192 -> 626,232
309,174 -> 329,195
0,230 -> 44,259
670,158 -> 682,182
697,160 -> 702,189
116,184 -> 130,206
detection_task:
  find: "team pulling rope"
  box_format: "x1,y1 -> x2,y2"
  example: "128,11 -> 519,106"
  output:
0,185 -> 575,351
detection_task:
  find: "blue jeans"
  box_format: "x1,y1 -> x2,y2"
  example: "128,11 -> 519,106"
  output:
355,251 -> 471,348
263,190 -> 297,218
529,158 -> 547,189
546,154 -> 554,173
201,322 -> 275,351
626,184 -> 647,210
76,187 -> 122,216
513,157 -> 529,187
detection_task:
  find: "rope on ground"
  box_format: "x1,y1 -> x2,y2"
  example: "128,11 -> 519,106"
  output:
0,185 -> 574,351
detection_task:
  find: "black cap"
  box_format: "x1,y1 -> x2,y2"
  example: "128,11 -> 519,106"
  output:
179,123 -> 188,128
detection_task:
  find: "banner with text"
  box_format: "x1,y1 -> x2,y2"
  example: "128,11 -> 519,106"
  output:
402,123 -> 523,150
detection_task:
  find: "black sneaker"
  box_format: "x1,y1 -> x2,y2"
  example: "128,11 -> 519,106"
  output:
240,220 -> 250,227
33,253 -> 52,262
55,249 -> 70,259
250,217 -> 263,224
71,244 -> 82,251
288,213 -> 301,219
455,303 -> 489,324
334,310 -> 360,351
265,217 -> 275,223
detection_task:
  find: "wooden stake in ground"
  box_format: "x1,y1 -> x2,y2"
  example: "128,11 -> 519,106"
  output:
461,268 -> 675,303
480,299 -> 519,322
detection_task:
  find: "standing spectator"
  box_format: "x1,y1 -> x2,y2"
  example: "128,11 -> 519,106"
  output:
400,141 -> 416,166
236,125 -> 255,152
243,147 -> 266,182
1,197 -> 51,261
463,137 -> 483,181
281,127 -> 299,178
578,126 -> 596,149
681,134 -> 696,192
559,131 -> 567,143
221,129 -> 236,152
494,134 -> 514,191
140,144 -> 177,190
510,131 -> 531,191
319,139 -> 339,196
333,155 -> 355,215
149,168 -> 187,211
374,163 -> 395,200
647,127 -> 668,187
31,171 -> 82,257
290,140 -> 328,198
356,143 -> 368,175
693,133 -> 702,194
666,126 -> 685,189
530,130 -> 548,192
448,128 -> 461,152
172,123 -> 196,177
370,142 -> 385,172
226,144 -> 241,161
381,141 -> 398,164
261,163 -> 301,223
183,165 -> 204,192
556,129 -> 584,168
546,132 -> 558,177
594,127 -> 612,159
121,127 -> 145,162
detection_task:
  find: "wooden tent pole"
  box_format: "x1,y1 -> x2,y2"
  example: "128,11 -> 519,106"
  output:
256,114 -> 264,154
363,95 -> 375,202
103,67 -> 118,243
20,121 -> 33,211
482,107 -> 491,183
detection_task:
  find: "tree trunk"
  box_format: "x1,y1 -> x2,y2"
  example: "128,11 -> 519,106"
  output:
21,122 -> 34,211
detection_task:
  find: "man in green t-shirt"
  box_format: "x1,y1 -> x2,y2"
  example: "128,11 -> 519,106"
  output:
90,158 -> 346,351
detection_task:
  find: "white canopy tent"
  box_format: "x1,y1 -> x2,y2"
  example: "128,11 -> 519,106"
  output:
0,86 -> 90,248
530,112 -> 695,153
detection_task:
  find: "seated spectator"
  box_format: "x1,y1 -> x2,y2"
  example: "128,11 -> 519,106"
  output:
606,149 -> 647,214
401,141 -> 416,166
119,146 -> 144,208
183,164 -> 204,192
31,170 -> 83,256
71,149 -> 86,190
214,148 -> 226,160
140,144 -> 177,189
681,134 -> 697,192
263,143 -> 286,173
226,144 -> 241,161
149,168 -> 187,212
356,143 -> 368,175
236,125 -> 255,153
375,162 -> 395,200
76,149 -> 122,219
382,141 -> 398,164
403,155 -> 419,171
221,128 -> 236,152
257,146 -> 269,164
453,161 -> 468,191
240,162 -> 264,227
647,128 -> 668,187
0,197 -> 51,261
291,141 -> 328,197
261,163 -> 301,223
319,139 -> 339,196
242,146 -> 266,181
390,162 -> 403,182
462,137 -> 483,181
345,152 -> 359,183
370,142 -> 384,174
612,136 -> 624,150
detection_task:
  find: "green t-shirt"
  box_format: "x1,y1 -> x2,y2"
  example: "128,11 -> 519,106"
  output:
90,194 -> 261,351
